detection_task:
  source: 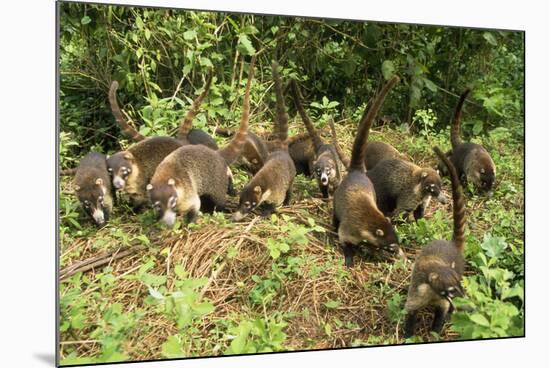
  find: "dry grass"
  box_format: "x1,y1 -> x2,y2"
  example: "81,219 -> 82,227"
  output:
59,119 -> 522,362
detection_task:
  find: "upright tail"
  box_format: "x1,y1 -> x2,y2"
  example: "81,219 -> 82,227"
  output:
328,117 -> 350,168
219,56 -> 256,164
451,88 -> 470,149
349,76 -> 400,172
271,61 -> 290,150
433,146 -> 466,251
177,71 -> 213,141
109,81 -> 146,142
290,80 -> 324,150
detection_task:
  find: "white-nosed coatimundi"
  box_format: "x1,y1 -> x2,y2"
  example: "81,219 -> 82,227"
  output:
367,159 -> 448,221
440,89 -> 496,193
329,119 -> 404,171
109,75 -> 218,149
232,61 -> 296,221
290,81 -> 343,198
74,152 -> 114,226
106,73 -> 217,208
403,146 -> 467,338
332,76 -> 402,267
147,57 -> 256,226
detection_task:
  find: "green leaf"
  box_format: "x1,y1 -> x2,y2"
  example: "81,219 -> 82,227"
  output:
483,32 -> 498,46
192,302 -> 214,315
161,335 -> 185,358
144,28 -> 151,40
135,16 -> 144,30
422,77 -> 437,92
148,286 -> 164,300
183,30 -> 197,40
81,16 -> 91,25
237,34 -> 256,56
174,264 -> 186,279
323,300 -> 341,309
470,313 -> 490,327
381,60 -> 395,80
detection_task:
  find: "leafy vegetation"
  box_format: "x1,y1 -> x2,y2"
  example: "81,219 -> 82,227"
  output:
58,2 -> 524,365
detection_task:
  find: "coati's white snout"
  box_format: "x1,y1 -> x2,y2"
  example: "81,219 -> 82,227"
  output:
437,192 -> 448,204
162,209 -> 177,227
232,211 -> 245,222
92,208 -> 105,224
320,172 -> 329,186
113,176 -> 126,189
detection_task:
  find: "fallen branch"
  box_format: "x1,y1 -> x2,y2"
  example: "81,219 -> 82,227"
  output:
60,245 -> 145,280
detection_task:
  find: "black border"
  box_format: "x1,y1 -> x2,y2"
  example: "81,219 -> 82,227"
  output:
55,1 -> 526,367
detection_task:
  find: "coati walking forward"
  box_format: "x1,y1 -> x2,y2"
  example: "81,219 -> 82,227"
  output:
332,76 -> 402,267
74,152 -> 114,226
147,57 -> 256,226
367,159 -> 448,220
403,146 -> 467,338
290,81 -> 343,198
232,61 -> 296,221
442,89 -> 496,192
109,76 -> 218,149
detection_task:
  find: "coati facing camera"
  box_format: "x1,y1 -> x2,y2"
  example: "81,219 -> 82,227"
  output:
329,119 -> 403,171
106,136 -> 183,208
290,81 -> 343,198
332,76 -> 402,267
147,57 -> 256,226
403,146 -> 467,338
74,152 -> 114,226
232,61 -> 296,221
367,159 -> 448,221
443,89 -> 496,192
109,76 -> 218,149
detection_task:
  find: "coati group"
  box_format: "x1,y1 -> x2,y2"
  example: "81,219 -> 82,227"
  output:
68,56 -> 497,339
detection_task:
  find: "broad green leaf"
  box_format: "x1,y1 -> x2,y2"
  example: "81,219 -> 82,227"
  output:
161,335 -> 185,358
81,16 -> 91,25
470,313 -> 490,327
323,300 -> 341,309
183,30 -> 197,40
237,34 -> 256,56
483,32 -> 498,46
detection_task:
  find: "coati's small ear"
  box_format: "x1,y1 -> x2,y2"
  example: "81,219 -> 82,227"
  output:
451,261 -> 456,269
168,178 -> 176,186
95,178 -> 103,186
421,171 -> 428,178
106,154 -> 110,160
429,272 -> 439,282
376,229 -> 384,237
480,168 -> 485,174
146,184 -> 153,191
123,152 -> 132,160
253,186 -> 262,194
385,216 -> 391,223
74,185 -> 81,192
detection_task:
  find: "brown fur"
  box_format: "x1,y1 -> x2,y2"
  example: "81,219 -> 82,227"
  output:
177,71 -> 213,141
74,152 -> 114,226
233,61 -> 296,220
109,81 -> 146,142
446,89 -> 496,192
107,136 -> 183,208
332,76 -> 401,267
147,57 -> 255,225
367,159 -> 447,220
403,146 -> 467,338
290,81 -> 343,198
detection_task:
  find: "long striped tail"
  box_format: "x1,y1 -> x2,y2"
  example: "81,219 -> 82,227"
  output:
451,89 -> 470,149
290,80 -> 324,150
108,81 -> 145,142
433,146 -> 466,251
349,76 -> 399,172
177,71 -> 213,141
219,56 -> 256,164
329,117 -> 350,168
271,61 -> 290,150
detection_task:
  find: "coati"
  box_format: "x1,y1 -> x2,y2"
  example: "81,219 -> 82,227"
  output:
290,81 -> 343,198
212,129 -> 269,174
109,76 -> 218,149
286,134 -> 315,176
74,152 -> 114,226
147,56 -> 256,226
332,76 -> 402,267
106,136 -> 183,208
403,146 -> 467,338
232,61 -> 296,221
329,118 -> 403,171
442,89 -> 496,192
367,159 -> 448,221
